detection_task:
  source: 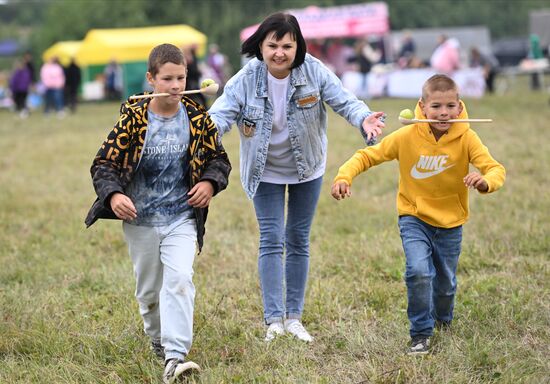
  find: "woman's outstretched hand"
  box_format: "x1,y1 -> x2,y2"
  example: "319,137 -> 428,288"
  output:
362,111 -> 386,142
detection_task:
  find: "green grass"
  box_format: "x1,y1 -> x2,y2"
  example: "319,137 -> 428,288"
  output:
0,87 -> 549,383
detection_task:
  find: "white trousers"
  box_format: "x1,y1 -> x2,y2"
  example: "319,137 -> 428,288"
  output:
123,216 -> 196,361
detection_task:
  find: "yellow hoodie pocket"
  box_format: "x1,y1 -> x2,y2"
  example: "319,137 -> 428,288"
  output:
416,195 -> 466,227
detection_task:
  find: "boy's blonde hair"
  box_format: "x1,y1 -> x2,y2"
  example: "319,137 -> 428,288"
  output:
147,43 -> 187,77
421,74 -> 459,101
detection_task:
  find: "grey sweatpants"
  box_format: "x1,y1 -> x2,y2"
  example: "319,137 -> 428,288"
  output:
123,216 -> 197,361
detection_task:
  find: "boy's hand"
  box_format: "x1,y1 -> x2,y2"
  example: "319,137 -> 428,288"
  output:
463,172 -> 488,192
362,111 -> 386,142
331,181 -> 352,200
110,192 -> 137,220
188,181 -> 214,208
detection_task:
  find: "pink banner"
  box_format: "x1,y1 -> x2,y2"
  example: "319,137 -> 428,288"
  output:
240,2 -> 389,41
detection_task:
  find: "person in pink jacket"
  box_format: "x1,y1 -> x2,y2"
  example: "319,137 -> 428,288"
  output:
430,35 -> 460,74
40,57 -> 65,115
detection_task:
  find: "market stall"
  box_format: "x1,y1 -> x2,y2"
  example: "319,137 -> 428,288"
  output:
42,41 -> 82,66
74,24 -> 207,99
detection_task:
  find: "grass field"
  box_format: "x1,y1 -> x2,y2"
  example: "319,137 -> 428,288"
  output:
0,84 -> 549,383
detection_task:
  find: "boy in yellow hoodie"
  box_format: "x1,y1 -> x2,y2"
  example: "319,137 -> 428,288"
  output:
331,74 -> 505,355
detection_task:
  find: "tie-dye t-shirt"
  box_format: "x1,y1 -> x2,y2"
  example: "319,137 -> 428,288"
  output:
126,107 -> 193,226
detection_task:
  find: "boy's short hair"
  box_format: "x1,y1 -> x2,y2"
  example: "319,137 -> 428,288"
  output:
241,12 -> 307,69
422,74 -> 459,101
148,43 -> 187,77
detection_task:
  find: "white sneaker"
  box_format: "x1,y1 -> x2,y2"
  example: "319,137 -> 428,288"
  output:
264,321 -> 285,342
284,319 -> 313,342
162,358 -> 200,384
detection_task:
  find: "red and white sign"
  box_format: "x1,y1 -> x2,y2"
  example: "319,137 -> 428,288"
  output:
240,2 -> 389,41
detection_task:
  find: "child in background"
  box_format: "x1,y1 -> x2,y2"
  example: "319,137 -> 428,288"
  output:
331,74 -> 505,354
85,44 -> 231,383
9,59 -> 32,118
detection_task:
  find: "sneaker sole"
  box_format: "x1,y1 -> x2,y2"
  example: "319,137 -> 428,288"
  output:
290,335 -> 313,342
407,349 -> 430,356
285,329 -> 313,343
264,325 -> 285,342
168,362 -> 200,383
264,333 -> 284,342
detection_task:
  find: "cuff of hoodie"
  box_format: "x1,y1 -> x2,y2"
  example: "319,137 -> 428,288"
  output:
332,176 -> 352,187
478,177 -> 495,194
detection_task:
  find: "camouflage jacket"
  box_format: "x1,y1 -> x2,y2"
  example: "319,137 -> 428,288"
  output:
85,95 -> 231,251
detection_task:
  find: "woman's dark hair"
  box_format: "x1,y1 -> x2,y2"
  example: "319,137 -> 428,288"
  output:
241,12 -> 307,68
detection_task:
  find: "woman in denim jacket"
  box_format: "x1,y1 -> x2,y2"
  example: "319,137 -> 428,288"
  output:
209,12 -> 385,342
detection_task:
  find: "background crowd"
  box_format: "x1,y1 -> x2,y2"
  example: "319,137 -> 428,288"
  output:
1,41 -> 235,118
0,23 -> 548,118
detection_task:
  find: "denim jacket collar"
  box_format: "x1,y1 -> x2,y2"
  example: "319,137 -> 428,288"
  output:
256,61 -> 308,98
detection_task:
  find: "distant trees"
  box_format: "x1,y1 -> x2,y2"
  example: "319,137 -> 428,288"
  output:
1,0 -> 548,70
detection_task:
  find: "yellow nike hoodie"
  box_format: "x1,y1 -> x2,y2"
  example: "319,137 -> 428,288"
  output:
334,101 -> 505,228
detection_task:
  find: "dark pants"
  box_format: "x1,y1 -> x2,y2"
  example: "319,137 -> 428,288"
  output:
13,91 -> 28,111
486,70 -> 496,93
65,86 -> 78,112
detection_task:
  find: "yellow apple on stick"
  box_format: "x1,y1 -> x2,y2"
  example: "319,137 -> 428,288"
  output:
399,108 -> 414,120
201,78 -> 216,89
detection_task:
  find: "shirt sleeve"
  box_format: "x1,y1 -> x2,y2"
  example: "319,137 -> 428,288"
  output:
468,131 -> 506,193
208,81 -> 242,137
316,61 -> 375,144
90,110 -> 130,206
334,131 -> 400,185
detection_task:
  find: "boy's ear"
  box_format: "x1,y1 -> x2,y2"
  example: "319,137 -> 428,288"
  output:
145,71 -> 154,85
458,99 -> 464,114
418,98 -> 428,118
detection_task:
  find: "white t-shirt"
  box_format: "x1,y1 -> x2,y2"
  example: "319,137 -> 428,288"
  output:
261,72 -> 299,183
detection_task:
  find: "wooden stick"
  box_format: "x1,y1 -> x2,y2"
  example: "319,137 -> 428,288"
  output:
129,83 -> 219,100
130,90 -> 199,99
399,117 -> 493,124
447,119 -> 493,123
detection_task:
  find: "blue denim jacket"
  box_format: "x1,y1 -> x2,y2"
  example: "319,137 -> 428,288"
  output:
209,53 -> 373,199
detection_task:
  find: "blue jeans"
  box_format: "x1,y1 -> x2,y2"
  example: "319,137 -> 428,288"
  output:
44,88 -> 64,113
253,177 -> 322,324
398,215 -> 462,337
